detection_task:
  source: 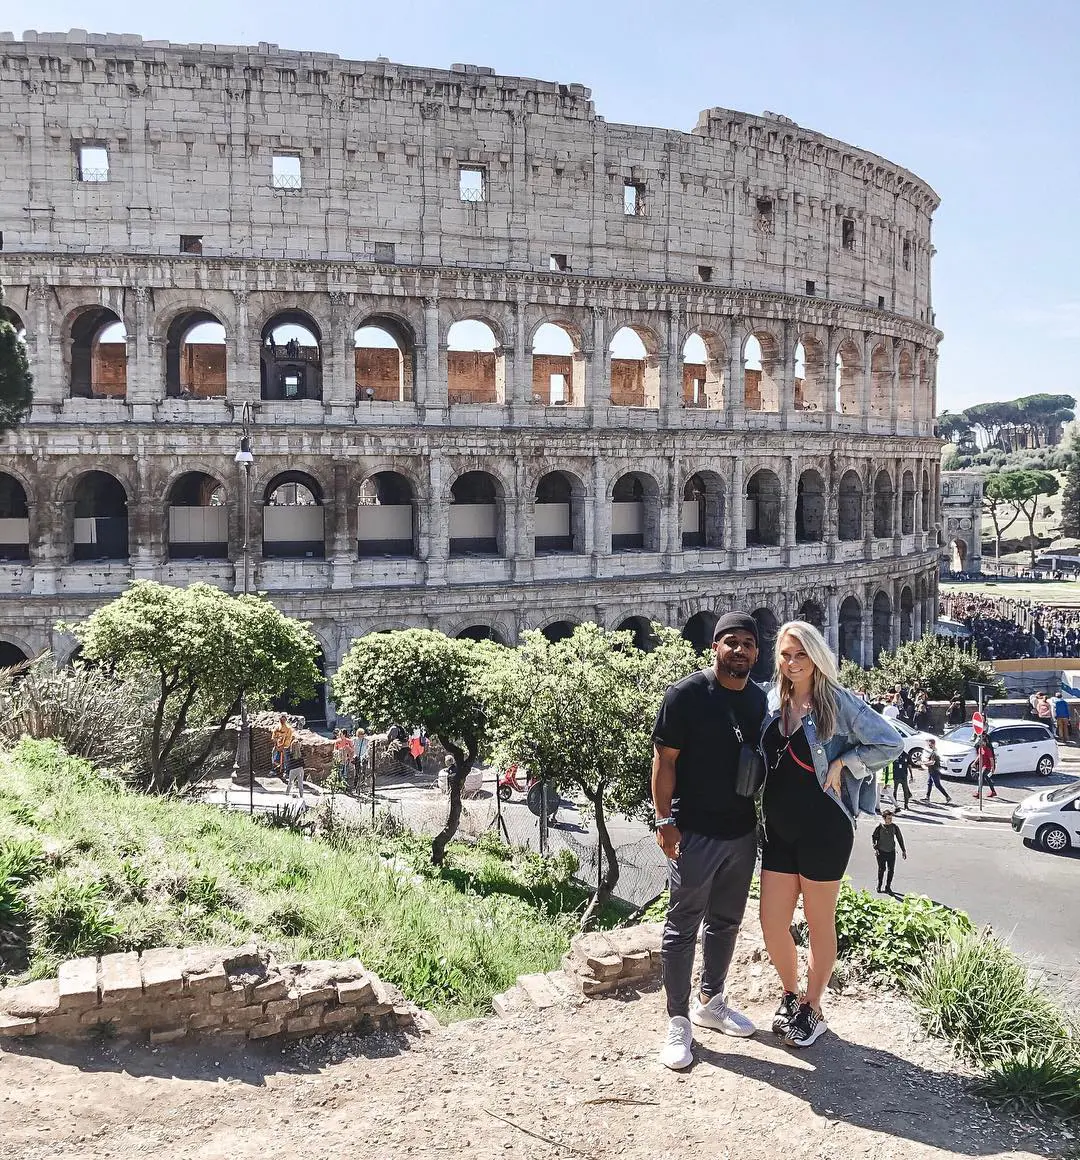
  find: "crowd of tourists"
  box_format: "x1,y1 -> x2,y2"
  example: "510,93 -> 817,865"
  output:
939,593 -> 1080,659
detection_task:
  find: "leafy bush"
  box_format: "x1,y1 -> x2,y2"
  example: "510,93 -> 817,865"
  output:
0,836 -> 48,966
28,873 -> 121,963
839,634 -> 1004,700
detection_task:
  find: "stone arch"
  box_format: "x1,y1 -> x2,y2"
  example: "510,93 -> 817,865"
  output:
0,639 -> 33,669
72,470 -> 129,560
611,470 -> 661,552
354,314 -> 416,403
794,334 -> 827,412
872,590 -> 892,661
750,607 -> 780,680
873,469 -> 894,538
797,599 -> 825,630
744,330 -> 781,412
0,472 -> 30,560
681,330 -> 725,410
531,321 -> 585,407
447,319 -> 505,405
682,610 -> 716,654
68,306 -> 127,399
262,470 -> 325,559
454,623 -> 509,645
450,469 -> 506,557
615,615 -> 658,651
164,309 -> 227,399
260,310 -> 323,401
746,468 -> 782,546
540,619 -> 578,643
900,585 -> 914,642
166,471 -> 228,560
357,470 -> 418,558
838,470 -> 863,540
870,343 -> 891,418
834,337 -> 861,415
795,468 -> 825,543
901,470 -> 916,534
609,324 -> 661,408
948,537 -> 968,572
839,595 -> 863,663
682,471 -> 724,549
535,469 -> 587,555
0,305 -> 26,342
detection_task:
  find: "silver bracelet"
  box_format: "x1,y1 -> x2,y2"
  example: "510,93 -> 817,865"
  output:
655,816 -> 676,828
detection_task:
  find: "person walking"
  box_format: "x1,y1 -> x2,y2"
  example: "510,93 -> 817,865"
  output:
972,736 -> 998,798
945,693 -> 966,728
918,738 -> 952,804
872,809 -> 907,893
408,729 -> 427,772
332,728 -> 355,784
891,748 -> 912,811
1035,692 -> 1054,727
881,694 -> 900,721
912,691 -> 930,733
652,612 -> 766,1070
758,621 -> 902,1049
351,727 -> 369,793
1053,693 -> 1071,743
271,714 -> 296,783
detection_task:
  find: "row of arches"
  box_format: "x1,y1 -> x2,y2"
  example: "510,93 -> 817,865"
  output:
3,301 -> 933,417
0,460 -> 935,564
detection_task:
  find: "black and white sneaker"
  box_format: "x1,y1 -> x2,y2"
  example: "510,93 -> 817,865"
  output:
771,991 -> 801,1035
784,1002 -> 828,1048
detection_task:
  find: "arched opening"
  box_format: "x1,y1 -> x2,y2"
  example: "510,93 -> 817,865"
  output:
835,340 -> 861,415
921,470 -> 931,531
949,538 -> 968,572
794,337 -> 826,411
456,625 -> 506,644
870,344 -> 891,418
900,586 -> 914,642
901,470 -> 916,534
450,471 -> 503,556
682,611 -> 716,655
354,317 -> 415,402
73,471 -> 128,560
918,356 -> 932,422
682,472 -> 724,549
873,591 -> 892,661
838,470 -> 863,541
617,616 -> 657,651
611,471 -> 659,552
0,306 -> 26,343
263,473 -> 325,558
744,332 -> 780,412
261,313 -> 322,401
795,469 -> 825,543
0,641 -> 31,669
447,320 -> 504,404
609,326 -> 660,408
69,308 -> 127,399
541,621 -> 576,643
532,323 -> 583,406
272,645 -> 326,728
751,608 -> 779,681
165,312 -> 227,398
897,350 -> 915,422
873,470 -> 894,538
682,333 -> 723,410
797,599 -> 825,630
746,469 -> 782,547
167,472 -> 227,560
0,474 -> 30,561
535,470 -> 584,555
839,597 -> 862,663
357,472 -> 416,557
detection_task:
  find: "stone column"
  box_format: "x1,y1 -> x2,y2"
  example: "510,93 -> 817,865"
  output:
30,459 -> 65,594
860,332 -> 873,430
892,459 -> 903,547
730,457 -> 746,567
663,450 -> 682,570
328,462 -> 354,590
421,296 -> 447,417
778,320 -> 794,430
228,291 -> 258,407
512,455 -> 533,581
823,326 -> 837,425
725,318 -> 744,422
783,456 -> 798,554
588,307 -> 609,423
126,286 -> 157,420
590,455 -> 610,575
862,461 -> 875,552
508,297 -> 530,416
826,590 -> 839,655
888,339 -> 900,430
129,452 -> 163,576
323,292 -> 353,421
662,305 -> 682,426
424,449 -> 448,586
29,283 -> 64,410
861,582 -> 874,667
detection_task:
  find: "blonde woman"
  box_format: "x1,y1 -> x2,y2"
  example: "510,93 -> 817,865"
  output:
758,621 -> 901,1048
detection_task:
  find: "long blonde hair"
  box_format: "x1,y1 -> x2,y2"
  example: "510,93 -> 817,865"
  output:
773,620 -> 841,741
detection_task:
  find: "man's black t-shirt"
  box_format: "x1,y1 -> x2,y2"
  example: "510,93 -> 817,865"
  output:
652,669 -> 766,839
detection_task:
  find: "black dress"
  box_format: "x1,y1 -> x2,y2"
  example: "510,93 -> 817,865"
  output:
761,717 -> 855,882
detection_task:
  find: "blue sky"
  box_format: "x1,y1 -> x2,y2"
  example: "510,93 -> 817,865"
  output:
6,0 -> 1077,413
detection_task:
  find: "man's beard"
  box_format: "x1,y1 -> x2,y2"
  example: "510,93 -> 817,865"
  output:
718,655 -> 752,678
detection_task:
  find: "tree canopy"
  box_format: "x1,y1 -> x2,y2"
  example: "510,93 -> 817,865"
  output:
941,395 -> 1075,453
70,580 -> 321,791
981,469 -> 1060,563
839,635 -> 1003,701
0,286 -> 33,434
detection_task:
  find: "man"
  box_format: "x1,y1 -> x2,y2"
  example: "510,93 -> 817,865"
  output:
972,736 -> 998,799
651,612 -> 767,1070
891,747 -> 912,811
872,809 -> 907,893
881,694 -> 900,721
919,738 -> 952,805
893,683 -> 913,725
1052,693 -> 1071,742
271,713 -> 296,781
351,727 -> 369,793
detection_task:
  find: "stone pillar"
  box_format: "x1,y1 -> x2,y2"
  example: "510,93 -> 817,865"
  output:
130,453 -> 163,576
508,297 -> 530,414
663,305 -> 682,425
725,318 -> 744,422
888,339 -> 899,430
323,293 -> 353,420
424,450 -> 448,586
29,283 -> 64,410
663,451 -> 682,569
860,332 -> 873,430
228,291 -> 258,407
823,326 -> 837,423
588,307 -> 609,423
783,456 -> 798,552
328,462 -> 354,590
862,461 -> 875,552
778,320 -> 795,429
730,457 -> 746,566
826,590 -> 839,655
892,459 -> 903,546
861,582 -> 874,667
421,296 -> 447,417
126,286 -> 157,419
512,455 -> 533,581
590,455 -> 610,574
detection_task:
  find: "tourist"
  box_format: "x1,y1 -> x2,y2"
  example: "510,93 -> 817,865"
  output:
351,727 -> 369,792
891,748 -> 913,811
881,694 -> 900,721
917,738 -> 952,805
757,620 -> 901,1049
651,612 -> 766,1070
1035,692 -> 1054,726
285,738 -> 306,802
912,691 -> 930,732
972,736 -> 997,799
271,713 -> 296,781
1053,692 -> 1072,743
872,809 -> 907,893
945,693 -> 966,728
332,728 -> 355,783
408,728 -> 427,772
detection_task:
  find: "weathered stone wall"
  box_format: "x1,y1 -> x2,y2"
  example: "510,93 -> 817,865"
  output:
0,944 -> 419,1044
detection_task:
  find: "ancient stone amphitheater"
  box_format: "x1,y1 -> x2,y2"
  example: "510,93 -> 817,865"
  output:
0,30 -> 942,713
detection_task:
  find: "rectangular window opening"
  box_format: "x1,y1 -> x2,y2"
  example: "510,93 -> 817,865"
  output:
549,253 -> 569,273
878,295 -> 887,310
805,279 -> 816,296
697,265 -> 713,283
78,144 -> 109,183
549,374 -> 567,404
271,154 -> 302,190
903,239 -> 911,270
180,234 -> 203,255
624,181 -> 645,216
283,374 -> 300,398
374,241 -> 396,264
459,167 -> 486,202
842,217 -> 855,250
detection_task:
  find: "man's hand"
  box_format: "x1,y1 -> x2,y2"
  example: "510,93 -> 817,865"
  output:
656,824 -> 682,860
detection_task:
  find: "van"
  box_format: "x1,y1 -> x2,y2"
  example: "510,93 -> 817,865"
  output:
1012,781 -> 1080,853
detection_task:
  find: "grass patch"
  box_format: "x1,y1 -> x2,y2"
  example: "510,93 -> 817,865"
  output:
0,738 -> 616,1018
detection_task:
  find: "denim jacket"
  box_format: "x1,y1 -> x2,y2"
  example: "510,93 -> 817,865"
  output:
759,685 -> 903,828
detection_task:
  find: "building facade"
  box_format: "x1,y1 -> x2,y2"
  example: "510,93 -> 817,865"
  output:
940,470 -> 983,574
0,31 -> 942,699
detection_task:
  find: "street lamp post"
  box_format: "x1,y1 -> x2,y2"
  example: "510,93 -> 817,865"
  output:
231,403 -> 255,812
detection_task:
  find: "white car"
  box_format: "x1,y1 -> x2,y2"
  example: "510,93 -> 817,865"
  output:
1012,781 -> 1080,852
938,720 -> 1058,781
880,716 -> 939,768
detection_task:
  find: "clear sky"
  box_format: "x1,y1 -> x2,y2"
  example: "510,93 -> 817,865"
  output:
5,0 -> 1077,413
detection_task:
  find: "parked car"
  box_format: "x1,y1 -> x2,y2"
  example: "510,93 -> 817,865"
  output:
1012,781 -> 1080,852
939,720 -> 1058,781
879,716 -> 939,768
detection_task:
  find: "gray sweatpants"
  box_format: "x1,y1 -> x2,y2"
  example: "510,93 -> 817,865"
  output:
661,829 -> 757,1019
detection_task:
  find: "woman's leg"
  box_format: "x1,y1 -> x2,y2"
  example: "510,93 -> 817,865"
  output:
800,876 -> 843,1011
758,870 -> 802,994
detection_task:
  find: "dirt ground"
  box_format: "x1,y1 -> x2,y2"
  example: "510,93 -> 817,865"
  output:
1,970 -> 1073,1160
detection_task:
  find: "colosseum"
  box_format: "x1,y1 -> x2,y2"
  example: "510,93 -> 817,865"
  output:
0,30 -> 942,716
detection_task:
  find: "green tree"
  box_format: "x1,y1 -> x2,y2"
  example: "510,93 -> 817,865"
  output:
937,411 -> 974,446
331,629 -> 505,865
838,635 -> 1003,701
490,623 -> 699,929
964,401 -> 1020,450
70,580 -> 321,792
0,286 -> 33,434
982,471 -> 1025,559
1061,443 -> 1080,540
1011,469 -> 1059,566
1014,393 -> 1075,448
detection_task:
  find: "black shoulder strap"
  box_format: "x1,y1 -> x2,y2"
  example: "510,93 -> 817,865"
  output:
724,701 -> 746,744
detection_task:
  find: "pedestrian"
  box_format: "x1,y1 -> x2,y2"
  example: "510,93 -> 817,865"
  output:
912,691 -> 930,733
408,728 -> 426,772
872,809 -> 907,893
652,612 -> 767,1069
285,738 -> 306,802
972,736 -> 998,798
351,727 -> 369,792
758,621 -> 902,1049
891,748 -> 912,811
881,694 -> 900,721
332,728 -> 354,783
443,752 -> 461,792
1052,692 -> 1071,743
945,693 -> 966,727
1035,691 -> 1053,727
917,738 -> 952,804
271,713 -> 296,782
893,683 -> 913,725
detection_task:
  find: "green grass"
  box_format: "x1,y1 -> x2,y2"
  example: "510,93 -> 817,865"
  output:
0,738 -> 616,1019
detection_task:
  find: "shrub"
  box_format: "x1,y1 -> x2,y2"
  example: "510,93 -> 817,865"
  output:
28,873 -> 122,963
839,634 -> 1004,700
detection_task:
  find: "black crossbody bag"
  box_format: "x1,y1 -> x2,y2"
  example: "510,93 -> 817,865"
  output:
727,705 -> 766,797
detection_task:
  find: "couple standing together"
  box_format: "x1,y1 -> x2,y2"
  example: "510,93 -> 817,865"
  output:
651,612 -> 902,1068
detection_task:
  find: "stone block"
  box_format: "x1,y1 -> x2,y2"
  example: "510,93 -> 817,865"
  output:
296,985 -> 336,1009
224,1006 -> 266,1027
251,978 -> 289,1003
185,962 -> 227,995
284,1012 -> 323,1034
149,1026 -> 188,1044
517,973 -> 561,1010
0,980 -> 60,1018
99,952 -> 143,1003
393,1006 -> 415,1029
140,948 -> 185,997
208,988 -> 247,1010
334,977 -> 375,1006
321,1005 -> 360,1028
0,1014 -> 38,1038
57,957 -> 99,1010
188,1010 -> 225,1031
36,1013 -> 87,1037
580,978 -> 618,998
264,998 -> 299,1019
247,1020 -> 284,1040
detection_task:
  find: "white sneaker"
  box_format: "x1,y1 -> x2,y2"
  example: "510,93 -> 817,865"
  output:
690,993 -> 756,1037
659,1016 -> 694,1069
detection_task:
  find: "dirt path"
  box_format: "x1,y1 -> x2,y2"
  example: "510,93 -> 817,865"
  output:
0,980 -> 1068,1160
